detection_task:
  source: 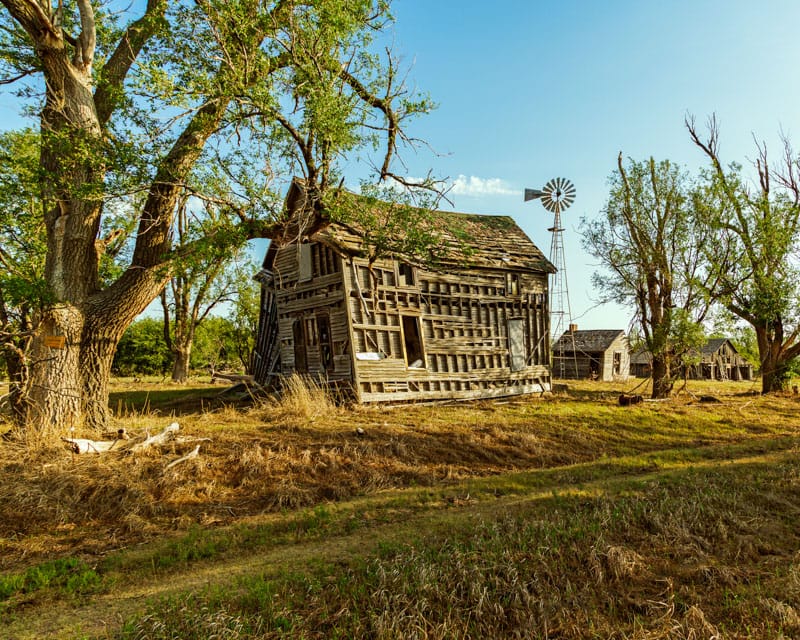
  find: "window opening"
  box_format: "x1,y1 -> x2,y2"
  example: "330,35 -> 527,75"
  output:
398,262 -> 416,287
401,315 -> 425,368
506,272 -> 520,295
292,318 -> 308,373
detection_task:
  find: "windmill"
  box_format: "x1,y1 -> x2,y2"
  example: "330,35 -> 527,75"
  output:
525,178 -> 578,378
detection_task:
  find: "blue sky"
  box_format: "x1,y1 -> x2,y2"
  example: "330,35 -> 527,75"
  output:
2,1 -> 799,330
379,0 -> 800,330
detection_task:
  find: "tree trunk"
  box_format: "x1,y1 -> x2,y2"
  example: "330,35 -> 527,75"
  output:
651,354 -> 674,399
3,343 -> 28,425
25,306 -> 84,433
757,328 -> 790,393
752,323 -> 791,393
171,342 -> 193,383
25,286 -> 162,432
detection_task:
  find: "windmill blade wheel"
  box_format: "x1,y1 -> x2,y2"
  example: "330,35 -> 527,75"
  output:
541,177 -> 576,212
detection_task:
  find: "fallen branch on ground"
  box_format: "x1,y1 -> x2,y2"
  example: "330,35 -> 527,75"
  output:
129,422 -> 180,452
61,437 -> 123,454
164,444 -> 201,470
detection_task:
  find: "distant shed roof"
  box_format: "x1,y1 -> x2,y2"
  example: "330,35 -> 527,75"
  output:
629,338 -> 740,362
554,329 -> 627,353
701,337 -> 736,355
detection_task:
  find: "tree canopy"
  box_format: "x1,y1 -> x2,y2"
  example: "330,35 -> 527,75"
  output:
688,116 -> 800,392
582,155 -> 716,398
0,0 -> 433,431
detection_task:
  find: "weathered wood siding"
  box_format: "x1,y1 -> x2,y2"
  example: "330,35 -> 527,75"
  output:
686,341 -> 754,381
344,256 -> 551,402
268,242 -> 352,381
600,334 -> 631,381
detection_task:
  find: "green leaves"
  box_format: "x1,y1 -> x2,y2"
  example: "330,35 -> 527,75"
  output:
582,156 -> 715,395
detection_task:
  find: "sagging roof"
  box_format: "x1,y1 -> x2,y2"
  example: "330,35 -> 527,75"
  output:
554,329 -> 627,353
629,338 -> 741,362
701,338 -> 737,355
278,178 -> 555,274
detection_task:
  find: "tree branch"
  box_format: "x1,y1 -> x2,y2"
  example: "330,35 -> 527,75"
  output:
94,0 -> 167,126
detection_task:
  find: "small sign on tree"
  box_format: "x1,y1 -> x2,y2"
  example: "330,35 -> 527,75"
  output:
44,335 -> 66,349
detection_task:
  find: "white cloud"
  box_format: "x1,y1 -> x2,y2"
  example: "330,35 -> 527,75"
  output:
449,175 -> 517,197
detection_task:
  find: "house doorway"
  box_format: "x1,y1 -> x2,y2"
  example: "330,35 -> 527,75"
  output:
292,318 -> 307,373
317,315 -> 334,372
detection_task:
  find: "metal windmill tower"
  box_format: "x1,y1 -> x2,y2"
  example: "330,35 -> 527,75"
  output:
525,178 -> 577,377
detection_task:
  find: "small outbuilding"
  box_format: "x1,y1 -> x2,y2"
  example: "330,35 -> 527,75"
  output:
629,338 -> 754,381
551,326 -> 630,381
684,338 -> 754,381
629,348 -> 652,378
252,180 -> 556,403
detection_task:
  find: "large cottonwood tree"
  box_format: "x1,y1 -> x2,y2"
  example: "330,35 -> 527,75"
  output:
0,0 -> 430,431
688,116 -> 800,393
582,155 -> 717,398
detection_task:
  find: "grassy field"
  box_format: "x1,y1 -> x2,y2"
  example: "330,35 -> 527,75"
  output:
1,376 -> 799,638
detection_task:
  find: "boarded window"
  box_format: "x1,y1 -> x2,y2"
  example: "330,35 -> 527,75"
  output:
298,244 -> 312,282
402,315 -> 425,367
613,351 -> 622,375
507,317 -> 526,371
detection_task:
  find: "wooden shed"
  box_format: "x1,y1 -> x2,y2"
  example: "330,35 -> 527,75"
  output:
684,338 -> 754,381
629,338 -> 754,381
551,326 -> 630,381
252,181 -> 556,403
629,348 -> 652,378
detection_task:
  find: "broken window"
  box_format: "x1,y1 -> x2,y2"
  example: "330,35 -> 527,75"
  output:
401,315 -> 425,368
398,262 -> 416,287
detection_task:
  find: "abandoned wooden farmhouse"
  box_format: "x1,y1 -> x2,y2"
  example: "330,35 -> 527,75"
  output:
551,326 -> 630,381
630,338 -> 754,381
252,181 -> 556,403
685,338 -> 754,381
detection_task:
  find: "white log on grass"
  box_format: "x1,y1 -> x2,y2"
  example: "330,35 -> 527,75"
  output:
164,444 -> 201,471
129,422 -> 180,452
62,437 -> 122,454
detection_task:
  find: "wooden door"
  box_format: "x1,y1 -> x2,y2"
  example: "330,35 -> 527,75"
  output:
508,318 -> 525,372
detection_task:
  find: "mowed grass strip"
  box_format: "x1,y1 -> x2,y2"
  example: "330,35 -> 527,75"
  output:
0,382 -> 793,575
113,449 -> 800,640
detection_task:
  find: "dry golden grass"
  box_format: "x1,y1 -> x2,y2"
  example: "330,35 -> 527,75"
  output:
2,375 -> 800,638
0,376 -> 797,573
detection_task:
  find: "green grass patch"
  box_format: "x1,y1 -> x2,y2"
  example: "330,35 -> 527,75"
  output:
0,557 -> 104,606
116,450 -> 800,639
